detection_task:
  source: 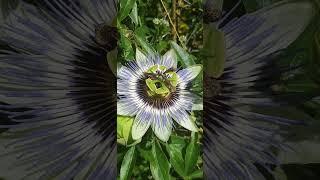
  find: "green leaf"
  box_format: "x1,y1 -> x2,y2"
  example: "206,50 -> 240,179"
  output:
170,41 -> 195,67
119,28 -> 134,60
191,95 -> 203,111
106,48 -> 118,76
135,25 -> 150,39
120,146 -> 136,180
135,34 -> 155,54
166,144 -> 185,177
119,0 -> 136,21
184,132 -> 200,175
117,116 -> 133,141
202,25 -> 226,78
117,116 -> 141,146
188,169 -> 203,179
117,151 -> 125,170
150,140 -> 170,180
156,40 -> 168,53
170,135 -> 186,152
138,147 -> 153,162
129,2 -> 139,25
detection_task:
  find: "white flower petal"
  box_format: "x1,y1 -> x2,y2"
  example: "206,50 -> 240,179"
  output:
136,48 -> 147,62
171,108 -> 198,132
117,100 -> 139,116
161,49 -> 177,68
132,109 -> 152,140
177,65 -> 202,83
172,90 -> 194,111
117,66 -> 139,80
152,112 -> 172,142
136,52 -> 155,71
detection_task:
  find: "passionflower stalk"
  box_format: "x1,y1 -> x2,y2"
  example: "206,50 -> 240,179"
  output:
117,50 -> 201,141
203,0 -> 314,179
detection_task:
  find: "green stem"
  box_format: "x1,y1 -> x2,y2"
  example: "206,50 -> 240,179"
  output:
159,0 -> 187,49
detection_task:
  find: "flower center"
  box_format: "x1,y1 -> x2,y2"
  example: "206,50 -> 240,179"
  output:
144,65 -> 178,98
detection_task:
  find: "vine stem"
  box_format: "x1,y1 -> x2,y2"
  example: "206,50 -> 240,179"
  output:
159,0 -> 187,49
172,0 -> 177,41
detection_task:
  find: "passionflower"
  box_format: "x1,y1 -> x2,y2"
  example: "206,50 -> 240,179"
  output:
0,0 -> 117,179
117,50 -> 201,142
203,0 -> 314,179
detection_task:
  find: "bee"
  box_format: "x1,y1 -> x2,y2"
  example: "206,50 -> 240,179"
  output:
144,67 -> 177,93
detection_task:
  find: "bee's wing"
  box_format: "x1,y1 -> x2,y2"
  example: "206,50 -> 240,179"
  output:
222,1 -> 315,65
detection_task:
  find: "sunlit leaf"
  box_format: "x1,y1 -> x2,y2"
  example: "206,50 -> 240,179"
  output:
119,0 -> 136,21
135,34 -> 155,54
129,2 -> 139,25
117,116 -> 141,146
170,41 -> 195,67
